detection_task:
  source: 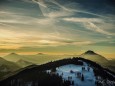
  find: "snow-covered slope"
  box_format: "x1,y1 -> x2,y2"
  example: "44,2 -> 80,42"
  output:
47,60 -> 115,86
56,64 -> 96,86
47,61 -> 96,86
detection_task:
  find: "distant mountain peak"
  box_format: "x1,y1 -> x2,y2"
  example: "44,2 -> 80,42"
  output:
81,50 -> 109,66
3,53 -> 23,62
10,52 -> 17,55
8,53 -> 19,56
84,50 -> 97,55
37,53 -> 45,55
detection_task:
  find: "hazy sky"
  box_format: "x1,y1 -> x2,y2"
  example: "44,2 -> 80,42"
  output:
0,0 -> 115,58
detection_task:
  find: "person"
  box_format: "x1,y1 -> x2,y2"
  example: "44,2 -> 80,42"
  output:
81,74 -> 84,81
70,70 -> 74,73
71,81 -> 74,85
61,72 -> 63,76
87,66 -> 90,71
82,66 -> 85,71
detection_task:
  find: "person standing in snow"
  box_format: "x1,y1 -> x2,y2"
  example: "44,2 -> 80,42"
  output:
81,74 -> 84,81
87,66 -> 90,71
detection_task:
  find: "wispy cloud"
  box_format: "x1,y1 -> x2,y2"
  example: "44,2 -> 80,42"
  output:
63,18 -> 103,23
84,22 -> 114,36
50,0 -> 109,19
63,17 -> 114,36
32,0 -> 47,8
46,11 -> 73,18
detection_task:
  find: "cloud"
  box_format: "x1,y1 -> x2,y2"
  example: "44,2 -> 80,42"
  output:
50,0 -> 109,19
51,0 -> 71,12
84,22 -> 114,35
0,39 -> 94,49
0,0 -> 115,55
32,0 -> 47,8
63,17 -> 115,36
91,40 -> 115,46
0,11 -> 53,25
0,29 -> 27,38
0,28 -> 95,49
46,11 -> 73,18
63,18 -> 103,23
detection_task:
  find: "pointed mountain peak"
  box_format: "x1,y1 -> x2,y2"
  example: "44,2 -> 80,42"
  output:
37,53 -> 45,55
4,53 -> 24,62
84,50 -> 97,55
9,53 -> 19,56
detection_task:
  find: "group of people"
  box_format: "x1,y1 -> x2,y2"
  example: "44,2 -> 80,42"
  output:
82,66 -> 90,71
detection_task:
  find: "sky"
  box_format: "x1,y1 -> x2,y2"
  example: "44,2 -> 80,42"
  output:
0,0 -> 115,58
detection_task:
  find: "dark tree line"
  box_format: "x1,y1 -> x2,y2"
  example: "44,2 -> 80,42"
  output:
0,71 -> 69,86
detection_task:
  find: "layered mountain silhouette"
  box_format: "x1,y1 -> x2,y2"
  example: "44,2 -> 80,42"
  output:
81,50 -> 109,67
0,57 -> 20,71
0,57 -> 20,79
4,53 -> 25,62
2,51 -> 114,72
3,53 -> 34,67
3,51 -> 109,67
16,59 -> 33,67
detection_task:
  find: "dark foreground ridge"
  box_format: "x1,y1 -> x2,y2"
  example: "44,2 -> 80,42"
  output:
0,57 -> 115,86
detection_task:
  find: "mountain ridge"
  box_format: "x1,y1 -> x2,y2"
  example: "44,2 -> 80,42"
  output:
80,50 -> 109,67
16,59 -> 34,67
0,57 -> 20,79
3,53 -> 24,62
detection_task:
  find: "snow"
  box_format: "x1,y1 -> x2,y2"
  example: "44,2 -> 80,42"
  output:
47,61 -> 115,86
55,63 -> 96,86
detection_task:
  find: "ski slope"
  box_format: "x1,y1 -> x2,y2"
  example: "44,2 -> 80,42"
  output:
56,62 -> 96,86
